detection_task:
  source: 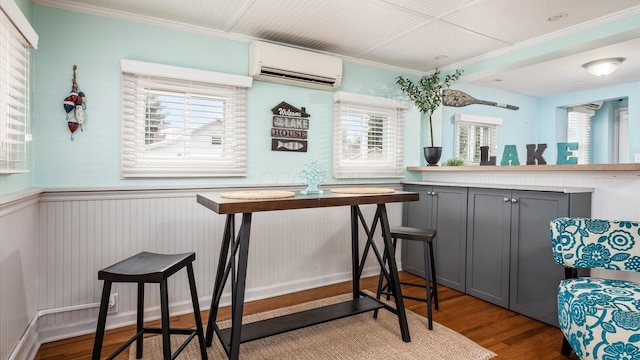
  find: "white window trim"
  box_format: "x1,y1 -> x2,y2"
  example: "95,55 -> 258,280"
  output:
332,91 -> 409,179
0,1 -> 37,174
120,60 -> 252,88
120,60 -> 252,178
0,0 -> 38,49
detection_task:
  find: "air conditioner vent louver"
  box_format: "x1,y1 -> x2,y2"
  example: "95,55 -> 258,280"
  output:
259,67 -> 337,87
249,41 -> 342,90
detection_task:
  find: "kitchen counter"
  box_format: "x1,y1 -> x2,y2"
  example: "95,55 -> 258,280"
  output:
402,181 -> 593,194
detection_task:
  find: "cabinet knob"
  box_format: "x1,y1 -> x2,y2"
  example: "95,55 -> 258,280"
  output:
511,198 -> 518,203
503,197 -> 510,202
431,192 -> 437,196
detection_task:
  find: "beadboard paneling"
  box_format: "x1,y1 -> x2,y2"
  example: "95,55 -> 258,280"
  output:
35,188 -> 402,342
0,193 -> 39,360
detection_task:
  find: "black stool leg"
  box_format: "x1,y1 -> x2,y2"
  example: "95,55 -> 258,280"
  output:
92,281 -> 112,360
423,241 -> 433,330
187,263 -> 208,360
136,282 -> 144,359
159,280 -> 172,360
429,241 -> 439,310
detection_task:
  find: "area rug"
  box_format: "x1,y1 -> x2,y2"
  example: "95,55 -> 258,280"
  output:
129,294 -> 496,359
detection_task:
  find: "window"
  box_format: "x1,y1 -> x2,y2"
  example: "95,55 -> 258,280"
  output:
454,114 -> 501,165
0,2 -> 37,173
332,92 -> 408,178
120,60 -> 252,178
567,107 -> 593,164
614,107 -> 629,163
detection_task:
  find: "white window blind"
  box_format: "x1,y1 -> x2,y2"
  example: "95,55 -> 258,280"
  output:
567,108 -> 593,164
332,92 -> 408,178
120,60 -> 252,178
454,114 -> 501,165
0,2 -> 37,174
615,108 -> 629,164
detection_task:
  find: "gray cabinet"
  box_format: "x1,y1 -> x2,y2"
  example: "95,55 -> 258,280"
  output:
402,183 -> 592,327
466,188 -> 591,326
466,188 -> 512,308
402,185 -> 467,292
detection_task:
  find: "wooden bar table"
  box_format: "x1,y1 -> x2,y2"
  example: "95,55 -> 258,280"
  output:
197,189 -> 418,360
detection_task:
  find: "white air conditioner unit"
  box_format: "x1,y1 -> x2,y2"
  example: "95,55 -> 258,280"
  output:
249,41 -> 342,90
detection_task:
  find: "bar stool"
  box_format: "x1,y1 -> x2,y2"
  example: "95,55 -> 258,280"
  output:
376,226 -> 438,329
92,251 -> 208,360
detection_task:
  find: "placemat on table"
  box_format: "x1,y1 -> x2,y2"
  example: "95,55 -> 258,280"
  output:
330,187 -> 395,194
220,190 -> 296,200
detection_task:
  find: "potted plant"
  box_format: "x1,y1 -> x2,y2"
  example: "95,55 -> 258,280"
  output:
396,68 -> 463,165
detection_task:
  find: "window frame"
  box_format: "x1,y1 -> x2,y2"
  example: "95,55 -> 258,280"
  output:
453,114 -> 501,165
120,60 -> 252,178
332,91 -> 409,178
0,0 -> 38,174
566,107 -> 594,165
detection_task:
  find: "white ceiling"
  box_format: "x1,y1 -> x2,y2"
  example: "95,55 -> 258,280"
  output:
37,0 -> 640,96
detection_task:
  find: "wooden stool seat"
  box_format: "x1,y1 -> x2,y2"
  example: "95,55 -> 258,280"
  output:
92,251 -> 208,360
376,226 -> 438,330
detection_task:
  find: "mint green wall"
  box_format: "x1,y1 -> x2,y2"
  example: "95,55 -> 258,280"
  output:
29,6 -> 421,189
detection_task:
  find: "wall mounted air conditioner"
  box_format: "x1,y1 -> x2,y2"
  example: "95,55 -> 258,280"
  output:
249,41 -> 342,90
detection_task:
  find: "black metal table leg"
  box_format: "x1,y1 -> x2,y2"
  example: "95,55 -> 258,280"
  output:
206,214 -> 234,346
378,204 -> 411,342
228,213 -> 252,360
351,206 -> 360,299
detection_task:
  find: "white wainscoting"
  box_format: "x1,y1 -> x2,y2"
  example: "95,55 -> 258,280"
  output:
0,190 -> 40,360
33,185 -> 402,345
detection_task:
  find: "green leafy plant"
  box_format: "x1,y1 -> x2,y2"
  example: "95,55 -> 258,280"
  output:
396,69 -> 463,147
445,158 -> 465,166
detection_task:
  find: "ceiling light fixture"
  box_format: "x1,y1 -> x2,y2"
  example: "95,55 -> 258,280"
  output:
582,57 -> 625,76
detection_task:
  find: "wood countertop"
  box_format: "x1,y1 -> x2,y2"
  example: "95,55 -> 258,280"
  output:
407,164 -> 640,172
197,190 -> 418,214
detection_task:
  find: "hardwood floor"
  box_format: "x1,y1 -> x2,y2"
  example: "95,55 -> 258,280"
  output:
35,272 -> 578,359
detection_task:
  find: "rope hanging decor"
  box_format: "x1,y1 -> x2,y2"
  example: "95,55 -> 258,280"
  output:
62,65 -> 87,140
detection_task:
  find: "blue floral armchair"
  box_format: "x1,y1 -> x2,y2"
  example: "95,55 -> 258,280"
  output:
551,217 -> 640,359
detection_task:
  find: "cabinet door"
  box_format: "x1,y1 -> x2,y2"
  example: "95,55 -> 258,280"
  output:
401,185 -> 432,276
432,186 -> 467,292
466,188 -> 511,308
509,191 -> 568,326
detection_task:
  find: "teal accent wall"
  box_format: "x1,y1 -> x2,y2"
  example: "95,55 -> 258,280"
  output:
28,5 -> 421,189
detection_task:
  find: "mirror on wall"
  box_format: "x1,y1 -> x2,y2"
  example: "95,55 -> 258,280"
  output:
559,97 -> 629,164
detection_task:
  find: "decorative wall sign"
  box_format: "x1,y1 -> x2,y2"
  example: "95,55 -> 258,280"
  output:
271,101 -> 309,152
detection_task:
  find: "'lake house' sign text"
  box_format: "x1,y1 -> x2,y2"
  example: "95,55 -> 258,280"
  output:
271,101 -> 309,152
